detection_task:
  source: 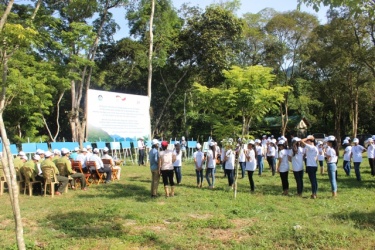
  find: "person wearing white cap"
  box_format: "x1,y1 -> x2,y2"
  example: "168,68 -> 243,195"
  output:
245,140 -> 257,192
36,149 -> 45,162
342,139 -> 352,176
351,138 -> 366,181
224,141 -> 235,190
193,143 -> 204,188
55,148 -> 87,190
325,136 -> 338,197
69,147 -> 79,161
237,139 -> 246,179
86,145 -> 93,160
41,151 -> 69,195
89,148 -> 112,183
76,148 -> 88,171
301,135 -> 319,199
102,147 -> 121,180
180,136 -> 187,161
266,139 -> 277,176
14,151 -> 26,171
173,142 -> 183,185
205,141 -> 217,189
317,141 -> 325,175
366,138 -> 375,176
149,139 -> 160,197
277,140 -> 289,195
23,154 -> 41,180
52,149 -> 61,163
289,137 -> 304,196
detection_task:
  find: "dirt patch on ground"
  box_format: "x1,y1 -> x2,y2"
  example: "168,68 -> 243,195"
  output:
0,219 -> 12,229
187,213 -> 213,219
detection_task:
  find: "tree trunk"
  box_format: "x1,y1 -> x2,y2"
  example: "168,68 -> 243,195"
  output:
0,51 -> 25,250
281,96 -> 289,136
353,87 -> 359,138
0,0 -> 15,31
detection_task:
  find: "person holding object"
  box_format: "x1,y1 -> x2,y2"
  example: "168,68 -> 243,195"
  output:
159,141 -> 176,197
149,139 -> 160,198
325,136 -> 338,197
301,135 -> 319,199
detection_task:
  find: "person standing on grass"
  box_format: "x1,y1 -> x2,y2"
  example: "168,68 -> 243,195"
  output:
317,141 -> 325,175
342,139 -> 352,176
255,139 -> 264,176
245,140 -> 257,192
180,136 -> 187,161
351,138 -> 366,181
138,138 -> 145,166
224,143 -> 236,190
193,143 -> 204,188
366,138 -> 375,176
159,141 -> 176,197
289,137 -> 304,196
301,135 -> 319,199
277,140 -> 289,195
266,139 -> 277,176
237,139 -> 246,179
149,139 -> 160,198
220,141 -> 226,177
173,142 -> 183,185
205,142 -> 216,189
325,136 -> 338,197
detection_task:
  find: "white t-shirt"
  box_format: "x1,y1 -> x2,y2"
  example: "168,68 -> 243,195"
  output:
137,140 -> 144,149
245,149 -> 257,171
160,150 -> 174,170
317,146 -> 325,161
267,146 -> 276,157
305,144 -> 318,167
256,145 -> 263,156
278,149 -> 289,172
288,147 -> 304,172
238,146 -> 246,162
220,148 -> 226,161
193,150 -> 204,169
173,150 -> 182,167
368,144 -> 374,159
275,147 -> 279,159
343,146 -> 352,161
206,149 -> 216,169
225,150 -> 235,170
352,145 -> 365,162
325,147 -> 338,163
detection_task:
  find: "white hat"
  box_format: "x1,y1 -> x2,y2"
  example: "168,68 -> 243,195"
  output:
323,137 -> 328,142
317,141 -> 323,145
292,137 -> 301,142
372,135 -> 375,140
342,139 -> 349,145
18,151 -> 26,156
21,155 -> 28,161
86,145 -> 92,149
45,151 -> 53,158
32,154 -> 41,161
255,139 -> 261,144
271,139 -> 277,144
36,149 -> 45,155
74,147 -> 79,152
81,148 -> 87,152
278,140 -> 285,145
53,149 -> 61,155
152,139 -> 159,145
196,143 -> 202,149
346,137 -> 351,141
353,138 -> 359,143
209,141 -> 215,147
103,147 -> 109,152
175,141 -> 180,145
93,148 -> 99,154
306,135 -> 315,141
61,148 -> 70,154
281,136 -> 287,140
248,140 -> 255,145
182,136 -> 185,140
262,135 -> 267,138
327,135 -> 336,141
368,138 -> 373,142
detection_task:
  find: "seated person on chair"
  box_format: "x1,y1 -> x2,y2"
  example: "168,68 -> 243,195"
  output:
89,148 -> 112,183
102,147 -> 121,180
41,151 -> 69,196
69,147 -> 79,161
52,149 -> 61,164
14,151 -> 26,169
56,148 -> 87,191
76,148 -> 88,172
23,154 -> 44,194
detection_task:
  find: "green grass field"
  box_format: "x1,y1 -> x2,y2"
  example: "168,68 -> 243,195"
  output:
1,157 -> 375,249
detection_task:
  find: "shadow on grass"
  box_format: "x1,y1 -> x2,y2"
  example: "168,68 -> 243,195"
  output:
77,183 -> 151,202
333,210 -> 375,230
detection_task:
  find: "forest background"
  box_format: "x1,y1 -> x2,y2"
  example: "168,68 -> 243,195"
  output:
2,0 -> 375,146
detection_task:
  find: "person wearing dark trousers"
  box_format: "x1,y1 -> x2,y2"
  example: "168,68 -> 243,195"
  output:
173,142 -> 183,184
138,138 -> 145,166
342,139 -> 352,176
277,140 -> 289,195
245,140 -> 257,192
266,139 -> 277,176
159,141 -> 176,197
89,148 -> 112,183
301,135 -> 319,199
367,138 -> 375,176
289,137 -> 304,196
224,146 -> 235,190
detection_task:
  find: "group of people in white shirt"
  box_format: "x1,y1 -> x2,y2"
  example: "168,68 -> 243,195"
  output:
190,133 -> 375,199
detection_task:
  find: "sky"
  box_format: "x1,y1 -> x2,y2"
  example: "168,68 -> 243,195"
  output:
112,0 -> 329,41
